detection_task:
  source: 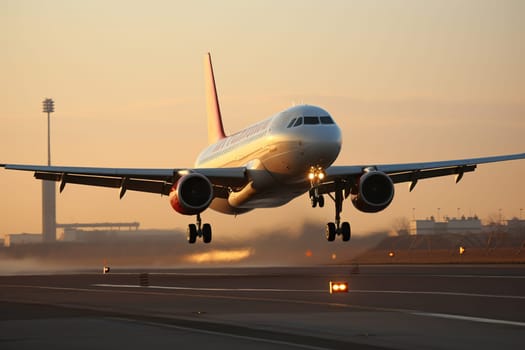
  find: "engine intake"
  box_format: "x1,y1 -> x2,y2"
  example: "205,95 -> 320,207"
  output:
169,173 -> 213,215
351,171 -> 394,213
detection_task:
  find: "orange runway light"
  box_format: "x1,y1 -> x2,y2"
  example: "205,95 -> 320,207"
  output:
329,281 -> 349,294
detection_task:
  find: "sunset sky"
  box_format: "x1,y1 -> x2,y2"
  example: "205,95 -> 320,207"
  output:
1,0 -> 524,240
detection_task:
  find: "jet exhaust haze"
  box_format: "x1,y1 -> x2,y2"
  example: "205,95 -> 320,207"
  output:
0,222 -> 387,273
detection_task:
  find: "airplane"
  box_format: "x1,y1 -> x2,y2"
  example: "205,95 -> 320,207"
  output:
2,53 -> 525,244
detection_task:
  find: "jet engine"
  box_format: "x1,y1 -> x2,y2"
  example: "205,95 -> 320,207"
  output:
351,171 -> 394,213
169,173 -> 213,215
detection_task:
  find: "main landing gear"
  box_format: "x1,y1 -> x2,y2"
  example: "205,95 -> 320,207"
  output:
309,175 -> 351,242
187,213 -> 212,244
323,186 -> 351,242
328,182 -> 351,242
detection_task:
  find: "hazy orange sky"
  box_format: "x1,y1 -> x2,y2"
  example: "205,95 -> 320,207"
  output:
1,0 -> 524,240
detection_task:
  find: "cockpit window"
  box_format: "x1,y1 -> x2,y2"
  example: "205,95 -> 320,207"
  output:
320,116 -> 334,124
303,116 -> 320,125
293,117 -> 303,127
287,118 -> 297,128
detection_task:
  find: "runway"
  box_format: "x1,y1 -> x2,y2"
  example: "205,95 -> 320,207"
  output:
1,265 -> 524,349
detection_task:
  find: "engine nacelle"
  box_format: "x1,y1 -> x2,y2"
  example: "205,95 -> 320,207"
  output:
169,173 -> 213,215
351,171 -> 394,213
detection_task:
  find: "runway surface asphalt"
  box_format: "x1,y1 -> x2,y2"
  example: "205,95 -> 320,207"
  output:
1,265 -> 524,350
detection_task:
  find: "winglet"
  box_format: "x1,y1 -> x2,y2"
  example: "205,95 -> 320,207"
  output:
204,53 -> 226,144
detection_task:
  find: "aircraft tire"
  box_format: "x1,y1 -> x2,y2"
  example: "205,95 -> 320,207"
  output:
202,223 -> 212,244
318,195 -> 325,208
341,222 -> 351,241
187,224 -> 197,244
326,222 -> 336,242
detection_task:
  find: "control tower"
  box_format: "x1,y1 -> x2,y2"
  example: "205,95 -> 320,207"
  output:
42,98 -> 56,242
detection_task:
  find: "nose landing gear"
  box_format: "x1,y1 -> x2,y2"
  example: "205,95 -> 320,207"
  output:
187,213 -> 212,244
310,189 -> 325,208
309,166 -> 326,208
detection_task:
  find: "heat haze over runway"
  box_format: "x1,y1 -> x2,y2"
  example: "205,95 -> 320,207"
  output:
1,265 -> 524,349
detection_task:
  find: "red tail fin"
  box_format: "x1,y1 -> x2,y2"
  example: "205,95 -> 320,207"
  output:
204,53 -> 226,144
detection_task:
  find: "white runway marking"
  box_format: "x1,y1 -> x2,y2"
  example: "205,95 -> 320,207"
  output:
430,274 -> 525,279
93,283 -> 525,300
93,284 -> 324,293
410,311 -> 525,327
349,289 -> 525,300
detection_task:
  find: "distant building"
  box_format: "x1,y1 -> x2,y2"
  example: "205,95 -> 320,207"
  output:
446,217 -> 483,234
409,219 -> 435,235
506,218 -> 525,234
410,216 -> 482,235
57,222 -> 140,242
3,222 -> 141,246
59,228 -> 115,242
4,233 -> 42,247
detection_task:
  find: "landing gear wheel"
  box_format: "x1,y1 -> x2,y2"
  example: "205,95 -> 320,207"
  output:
318,195 -> 325,208
326,223 -> 336,242
341,221 -> 351,242
311,196 -> 318,208
187,224 -> 197,244
202,223 -> 212,243
323,180 -> 352,243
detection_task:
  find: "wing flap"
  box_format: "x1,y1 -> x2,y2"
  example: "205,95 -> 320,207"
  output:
36,172 -> 122,189
35,172 -> 172,195
389,165 -> 476,184
375,153 -> 525,174
7,164 -> 174,180
125,178 -> 172,195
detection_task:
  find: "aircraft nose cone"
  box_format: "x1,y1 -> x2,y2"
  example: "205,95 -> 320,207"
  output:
301,126 -> 342,168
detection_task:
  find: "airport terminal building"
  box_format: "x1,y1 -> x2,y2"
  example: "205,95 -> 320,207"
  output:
410,216 -> 482,235
410,216 -> 525,235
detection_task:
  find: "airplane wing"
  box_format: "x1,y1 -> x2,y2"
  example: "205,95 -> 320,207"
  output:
0,164 -> 248,198
321,152 -> 525,193
2,152 -> 524,199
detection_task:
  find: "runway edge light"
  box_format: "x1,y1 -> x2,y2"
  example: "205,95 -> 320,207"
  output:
329,281 -> 348,294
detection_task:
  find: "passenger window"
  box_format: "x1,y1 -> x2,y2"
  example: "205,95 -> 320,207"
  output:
293,117 -> 303,127
304,116 -> 320,125
320,116 -> 334,124
287,118 -> 297,128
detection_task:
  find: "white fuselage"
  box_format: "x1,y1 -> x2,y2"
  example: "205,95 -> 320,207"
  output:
195,105 -> 342,215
